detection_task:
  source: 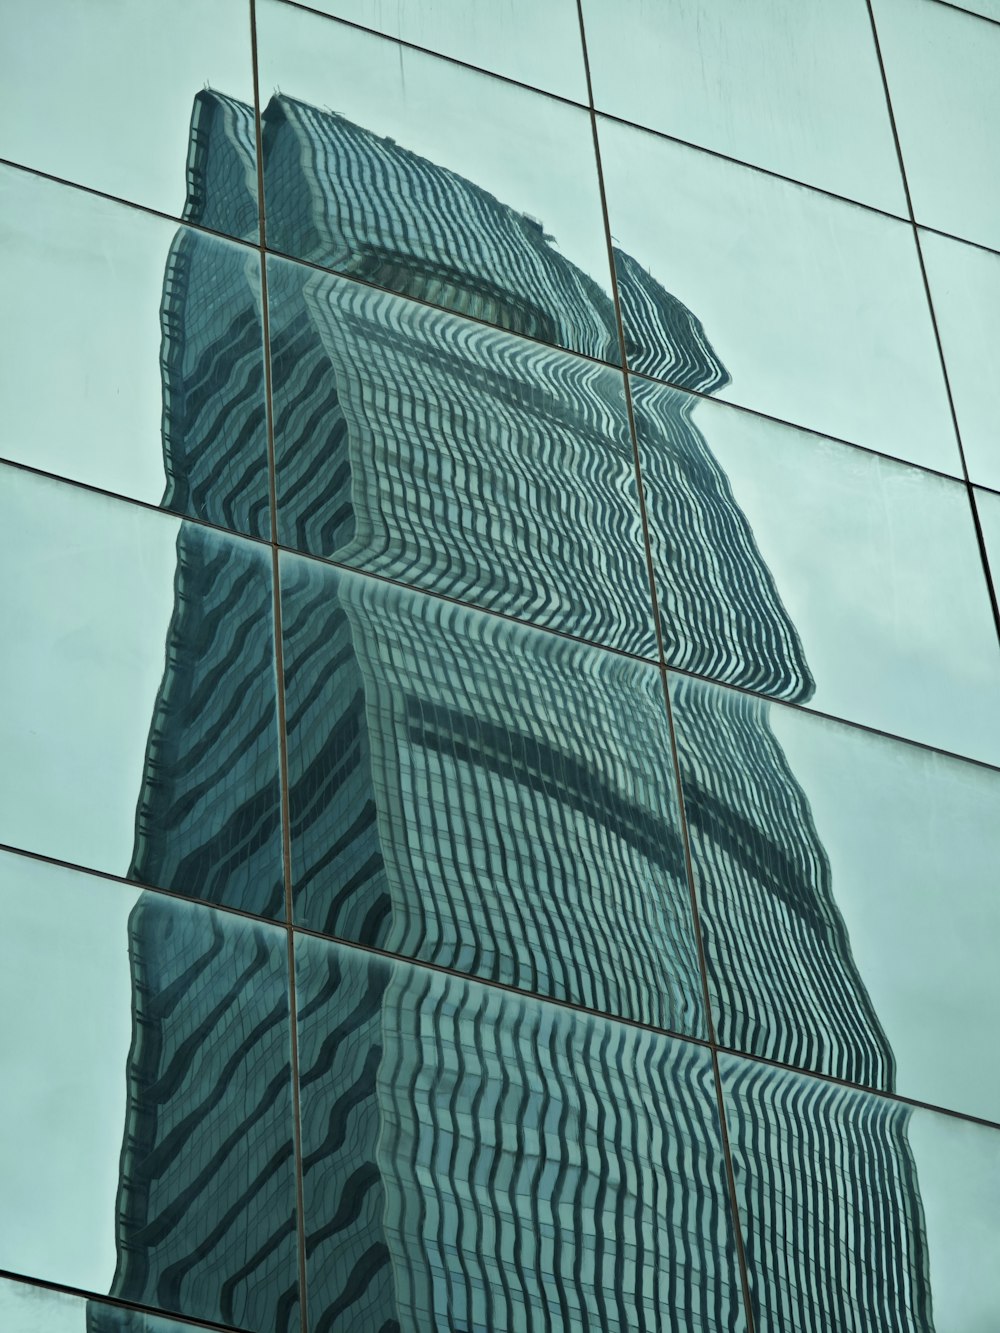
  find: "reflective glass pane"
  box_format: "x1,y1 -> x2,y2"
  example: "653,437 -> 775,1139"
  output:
959,0 -> 1000,16
295,936 -> 747,1332
0,0 -> 257,239
922,229 -> 1000,493
721,1055 -> 1000,1333
975,487 -> 1000,591
873,0 -> 1000,250
671,673 -> 1000,1122
268,255 -> 655,654
0,467 -> 283,917
632,382 -> 1000,763
302,0 -> 588,102
582,0 -> 905,214
280,558 -> 704,1035
0,168 -> 269,537
256,1 -> 618,361
0,855 -> 297,1329
0,1278 -> 209,1333
600,119 -> 958,474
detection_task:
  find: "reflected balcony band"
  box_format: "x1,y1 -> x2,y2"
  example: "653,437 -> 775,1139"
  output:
1,2 -> 1000,1333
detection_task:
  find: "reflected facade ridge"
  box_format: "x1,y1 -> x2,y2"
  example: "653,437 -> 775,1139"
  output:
128,522 -> 282,920
158,221 -> 268,536
102,84 -> 934,1331
98,897 -> 296,1330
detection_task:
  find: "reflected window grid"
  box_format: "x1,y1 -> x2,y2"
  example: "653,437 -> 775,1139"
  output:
2,3 -> 1000,1333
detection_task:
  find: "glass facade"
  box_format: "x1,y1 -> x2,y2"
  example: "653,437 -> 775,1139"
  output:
2,2 -> 999,1330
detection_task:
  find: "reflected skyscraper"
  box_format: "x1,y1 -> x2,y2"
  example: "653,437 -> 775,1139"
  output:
104,894 -> 297,1331
101,88 -> 933,1331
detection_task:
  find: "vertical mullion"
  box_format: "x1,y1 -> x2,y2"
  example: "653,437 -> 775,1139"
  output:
863,0 -> 1000,650
573,2 -> 759,1329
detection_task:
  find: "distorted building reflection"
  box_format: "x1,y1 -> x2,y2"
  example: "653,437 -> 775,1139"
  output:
101,894 -> 297,1330
294,938 -> 747,1333
100,89 -> 934,1331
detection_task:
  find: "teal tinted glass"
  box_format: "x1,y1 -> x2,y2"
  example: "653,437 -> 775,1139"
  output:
599,118 -> 958,474
921,229 -> 1000,494
632,381 -> 1000,764
268,254 -> 654,654
975,487 -> 1000,593
255,0 -> 619,361
280,558 -> 704,1034
582,0 -> 905,213
0,0 -> 257,239
295,936 -> 748,1332
0,467 -> 283,917
302,0 -> 589,101
720,1054 -> 1000,1333
0,167 -> 269,538
672,672 -> 1000,1121
873,0 -> 1000,250
0,854 -> 297,1329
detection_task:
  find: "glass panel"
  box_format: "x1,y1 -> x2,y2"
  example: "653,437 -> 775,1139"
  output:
720,1054 -> 1000,1333
975,487 -> 1000,591
256,1 -> 618,362
958,0 -> 1000,16
0,1278 -> 209,1333
268,255 -> 655,654
0,167 -> 269,538
873,0 -> 1000,250
671,673 -> 1000,1122
0,0 -> 257,239
632,381 -> 1000,763
295,935 -> 748,1332
280,558 -> 704,1035
0,467 -> 283,917
301,0 -> 588,102
599,119 -> 958,475
582,0 -> 905,214
0,854 -> 297,1330
921,229 -> 1000,493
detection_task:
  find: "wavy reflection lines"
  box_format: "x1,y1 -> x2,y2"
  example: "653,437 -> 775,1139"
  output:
633,379 -> 815,702
615,247 -> 730,392
298,942 -> 746,1333
296,945 -> 396,1333
723,1057 -> 933,1333
182,90 -> 259,241
672,677 -> 894,1088
159,223 -> 268,537
269,266 -> 356,558
281,568 -> 390,947
129,524 -> 283,919
261,96 -> 619,360
104,73 -> 937,1333
270,262 -> 652,654
283,561 -> 703,1035
109,897 -> 297,1331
